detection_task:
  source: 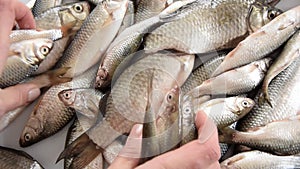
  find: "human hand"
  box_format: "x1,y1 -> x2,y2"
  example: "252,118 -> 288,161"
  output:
109,111 -> 221,169
0,0 -> 39,117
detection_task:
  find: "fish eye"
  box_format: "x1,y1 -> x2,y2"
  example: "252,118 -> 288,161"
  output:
167,93 -> 173,102
73,4 -> 84,13
267,10 -> 277,20
40,46 -> 50,55
242,100 -> 250,107
24,133 -> 31,142
64,92 -> 71,99
185,107 -> 191,113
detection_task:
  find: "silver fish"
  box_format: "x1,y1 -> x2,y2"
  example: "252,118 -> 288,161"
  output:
32,0 -> 62,17
0,38 -> 53,88
260,30 -> 300,106
221,150 -> 300,169
10,29 -> 63,43
212,5 -> 300,77
134,0 -> 168,23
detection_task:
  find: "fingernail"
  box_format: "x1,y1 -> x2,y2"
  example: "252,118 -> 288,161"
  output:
28,88 -> 40,102
198,116 -> 216,144
135,124 -> 143,136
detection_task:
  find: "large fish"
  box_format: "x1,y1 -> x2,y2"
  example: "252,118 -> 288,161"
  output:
55,0 -> 128,78
260,30 -> 300,106
19,65 -> 98,147
220,115 -> 300,155
186,58 -> 271,99
33,2 -> 90,75
237,54 -> 300,131
0,146 -> 44,169
58,52 -> 194,168
212,5 -> 300,77
0,67 -> 72,132
221,150 -> 300,169
0,38 -> 53,88
144,0 -> 281,54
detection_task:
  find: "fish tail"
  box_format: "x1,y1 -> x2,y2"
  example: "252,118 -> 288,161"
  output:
57,133 -> 94,163
218,127 -> 236,144
69,141 -> 103,169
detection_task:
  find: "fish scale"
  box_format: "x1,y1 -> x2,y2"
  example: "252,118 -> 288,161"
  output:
237,55 -> 300,131
19,65 -> 98,147
144,0 -> 263,53
32,0 -> 62,17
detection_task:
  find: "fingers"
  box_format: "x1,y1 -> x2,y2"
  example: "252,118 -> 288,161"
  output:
0,0 -> 35,74
0,83 -> 40,117
108,124 -> 143,169
137,111 -> 220,169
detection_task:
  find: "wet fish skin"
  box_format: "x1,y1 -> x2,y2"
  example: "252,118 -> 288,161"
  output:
212,5 -> 300,77
0,67 -> 72,132
237,55 -> 300,131
144,0 -> 280,54
32,0 -> 62,17
221,150 -> 300,169
260,30 -> 300,106
220,116 -> 300,155
56,0 -> 128,78
0,38 -> 53,88
19,65 -> 98,147
117,1 -> 135,35
10,29 -> 63,43
196,97 -> 254,129
0,146 -> 44,169
95,16 -> 162,89
134,0 -> 168,23
58,52 -> 194,167
187,58 -> 271,99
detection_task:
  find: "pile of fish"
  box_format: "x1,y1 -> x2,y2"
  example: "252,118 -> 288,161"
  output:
1,0 -> 300,168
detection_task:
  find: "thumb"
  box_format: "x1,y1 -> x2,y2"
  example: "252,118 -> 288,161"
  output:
0,83 -> 40,117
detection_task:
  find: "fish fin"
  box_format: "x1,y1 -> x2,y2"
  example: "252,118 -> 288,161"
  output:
218,127 -> 236,144
45,67 -> 73,85
258,91 -> 273,108
57,133 -> 92,163
69,142 -> 103,169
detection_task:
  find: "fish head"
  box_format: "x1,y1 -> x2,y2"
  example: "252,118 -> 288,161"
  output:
229,97 -> 255,116
248,2 -> 282,32
58,89 -> 77,107
95,67 -> 109,88
58,2 -> 90,33
100,0 -> 129,26
16,38 -> 53,66
253,57 -> 272,73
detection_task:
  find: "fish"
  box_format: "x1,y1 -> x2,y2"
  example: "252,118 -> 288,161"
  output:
117,0 -> 135,35
186,58 -> 271,99
19,65 -> 98,147
134,0 -> 169,23
57,52 -> 194,168
220,150 -> 300,169
58,88 -> 104,119
260,30 -> 300,106
0,146 -> 44,169
195,97 -> 255,129
33,2 -> 91,75
180,53 -> 225,95
220,115 -> 300,155
95,15 -> 162,89
144,0 -> 281,54
141,72 -> 181,161
0,67 -> 72,132
10,29 -> 63,43
212,5 -> 300,77
237,53 -> 300,131
32,0 -> 62,17
55,0 -> 128,78
0,38 -> 53,88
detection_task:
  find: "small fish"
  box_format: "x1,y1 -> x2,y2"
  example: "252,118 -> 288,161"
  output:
19,65 -> 98,147
0,38 -> 53,88
195,97 -> 254,129
56,0 -> 128,78
212,5 -> 300,77
260,30 -> 300,106
220,116 -> 300,155
95,16 -> 162,89
0,146 -> 44,169
10,29 -> 63,43
187,58 -> 271,99
134,0 -> 169,23
144,0 -> 281,54
0,67 -> 72,132
57,52 -> 194,168
221,150 -> 300,169
32,0 -> 62,17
